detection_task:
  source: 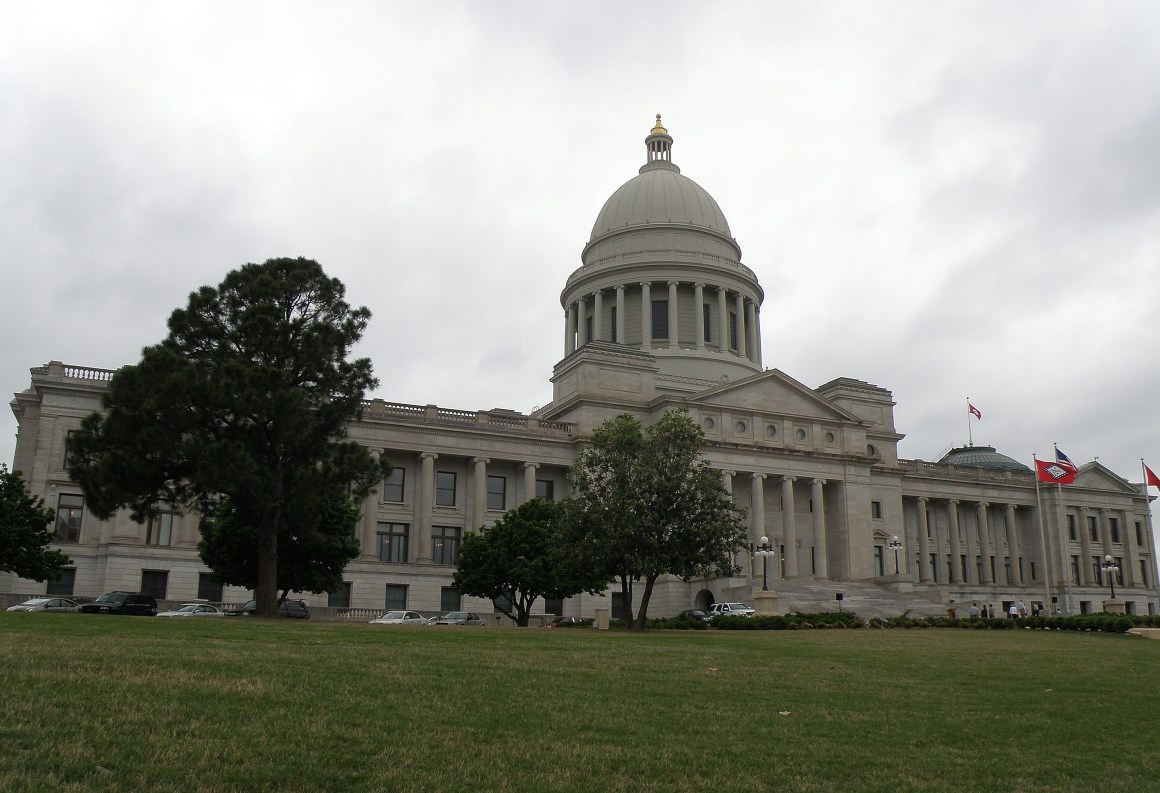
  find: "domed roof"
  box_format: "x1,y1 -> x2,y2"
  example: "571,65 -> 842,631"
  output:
588,115 -> 732,243
937,445 -> 1031,472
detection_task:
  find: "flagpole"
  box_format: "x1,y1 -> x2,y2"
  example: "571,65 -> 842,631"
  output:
1033,455 -> 1053,614
966,397 -> 973,446
1055,481 -> 1070,613
1143,460 -> 1160,600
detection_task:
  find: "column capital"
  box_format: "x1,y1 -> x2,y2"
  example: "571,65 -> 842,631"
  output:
640,281 -> 652,288
918,495 -> 929,504
721,469 -> 736,477
751,472 -> 766,481
471,456 -> 489,465
591,288 -> 603,298
615,283 -> 625,291
812,478 -> 826,486
694,281 -> 705,288
948,498 -> 959,506
420,452 -> 439,461
782,475 -> 796,484
523,462 -> 540,470
667,280 -> 680,287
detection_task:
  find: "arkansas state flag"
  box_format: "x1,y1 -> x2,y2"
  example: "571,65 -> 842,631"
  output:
1145,463 -> 1160,489
968,403 -> 982,420
1037,458 -> 1078,485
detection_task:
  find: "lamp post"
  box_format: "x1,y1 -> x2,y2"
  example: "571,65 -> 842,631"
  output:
888,535 -> 903,575
755,536 -> 775,591
1101,554 -> 1120,600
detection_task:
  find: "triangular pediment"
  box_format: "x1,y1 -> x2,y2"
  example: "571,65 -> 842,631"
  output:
686,369 -> 862,424
1073,462 -> 1142,495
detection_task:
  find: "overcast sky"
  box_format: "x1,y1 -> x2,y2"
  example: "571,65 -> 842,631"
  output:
3,2 -> 1159,491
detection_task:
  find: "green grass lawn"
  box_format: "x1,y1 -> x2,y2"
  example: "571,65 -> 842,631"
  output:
1,614 -> 1157,792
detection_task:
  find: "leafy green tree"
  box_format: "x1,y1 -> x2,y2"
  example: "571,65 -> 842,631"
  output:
0,464 -> 72,582
198,488 -> 361,603
67,258 -> 386,616
452,498 -> 605,626
564,409 -> 747,630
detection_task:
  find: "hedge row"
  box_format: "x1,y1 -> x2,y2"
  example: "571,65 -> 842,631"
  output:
629,611 -> 1158,633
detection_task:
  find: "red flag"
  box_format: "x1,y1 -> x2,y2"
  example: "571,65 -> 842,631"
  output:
1145,463 -> 1160,489
1037,458 -> 1078,485
968,403 -> 981,420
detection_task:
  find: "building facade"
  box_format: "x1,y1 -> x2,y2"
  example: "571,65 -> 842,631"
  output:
7,117 -> 1159,618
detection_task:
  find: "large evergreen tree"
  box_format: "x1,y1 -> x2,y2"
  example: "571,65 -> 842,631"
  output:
67,258 -> 386,616
0,464 -> 72,582
564,410 -> 747,629
451,498 -> 605,626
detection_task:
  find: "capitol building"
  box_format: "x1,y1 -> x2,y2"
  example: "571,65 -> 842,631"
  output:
7,117 -> 1159,619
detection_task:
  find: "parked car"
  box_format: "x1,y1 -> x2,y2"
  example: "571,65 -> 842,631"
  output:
230,599 -> 310,619
156,603 -> 225,618
709,602 -> 755,618
678,609 -> 712,622
544,615 -> 591,628
76,591 -> 157,616
434,611 -> 486,626
369,610 -> 425,625
6,597 -> 79,613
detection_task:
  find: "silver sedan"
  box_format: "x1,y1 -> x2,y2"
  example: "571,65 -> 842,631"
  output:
156,603 -> 225,617
6,597 -> 78,613
369,610 -> 425,625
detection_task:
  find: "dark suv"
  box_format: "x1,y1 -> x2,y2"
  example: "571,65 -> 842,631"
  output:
233,599 -> 310,619
76,591 -> 158,616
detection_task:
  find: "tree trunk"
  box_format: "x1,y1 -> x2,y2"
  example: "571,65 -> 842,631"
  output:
634,575 -> 660,630
256,496 -> 281,618
619,574 -> 635,629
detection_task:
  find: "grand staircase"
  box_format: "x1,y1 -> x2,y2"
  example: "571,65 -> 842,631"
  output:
717,577 -> 952,620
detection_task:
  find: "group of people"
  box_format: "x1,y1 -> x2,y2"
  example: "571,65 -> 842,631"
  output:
968,601 -> 1041,619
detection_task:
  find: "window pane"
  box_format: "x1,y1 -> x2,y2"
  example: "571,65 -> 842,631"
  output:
197,573 -> 224,602
436,472 -> 456,506
385,584 -> 407,610
328,582 -> 352,609
535,479 -> 555,501
55,494 -> 84,543
702,304 -> 712,343
441,587 -> 461,612
651,300 -> 668,339
486,475 -> 505,511
141,569 -> 169,600
609,306 -> 617,343
147,509 -> 173,546
47,568 -> 76,596
382,468 -> 405,502
432,526 -> 461,566
728,312 -> 738,350
377,522 -> 410,563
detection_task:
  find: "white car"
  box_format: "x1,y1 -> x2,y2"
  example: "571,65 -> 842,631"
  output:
709,602 -> 755,617
369,610 -> 425,625
156,603 -> 225,617
6,597 -> 79,613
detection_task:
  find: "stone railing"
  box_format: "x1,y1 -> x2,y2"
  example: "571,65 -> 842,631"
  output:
360,399 -> 574,436
898,458 -> 1035,484
34,361 -> 118,382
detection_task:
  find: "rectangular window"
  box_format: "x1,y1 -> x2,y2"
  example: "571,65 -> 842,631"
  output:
55,494 -> 84,543
432,526 -> 461,566
651,299 -> 669,339
1137,522 -> 1144,546
441,586 -> 461,612
535,479 -> 555,501
585,314 -> 593,343
1141,559 -> 1149,587
1110,518 -> 1120,544
728,311 -> 738,350
1091,556 -> 1102,583
926,514 -> 933,539
1030,560 -> 1036,581
47,568 -> 76,597
543,596 -> 563,616
146,506 -> 173,546
873,546 -> 884,577
436,471 -> 456,506
1071,555 -> 1081,585
1088,516 -> 1099,543
197,573 -> 223,602
703,303 -> 712,343
328,582 -> 352,609
1004,557 -> 1011,585
382,468 -> 405,502
1067,514 -> 1077,542
385,584 -> 407,610
486,475 -> 506,511
141,569 -> 169,600
377,522 -> 409,563
871,501 -> 882,520
63,429 -> 76,468
929,553 -> 939,583
609,306 -> 618,343
1114,557 -> 1125,586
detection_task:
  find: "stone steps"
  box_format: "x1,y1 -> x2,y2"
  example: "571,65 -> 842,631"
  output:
718,578 -> 953,620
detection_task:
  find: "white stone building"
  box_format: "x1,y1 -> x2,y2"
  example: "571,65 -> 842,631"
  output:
6,117 -> 1159,619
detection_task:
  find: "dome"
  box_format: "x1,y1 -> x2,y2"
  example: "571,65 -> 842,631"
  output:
588,115 -> 733,244
937,445 -> 1031,472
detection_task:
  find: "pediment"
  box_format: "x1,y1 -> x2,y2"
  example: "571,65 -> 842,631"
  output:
1074,462 -> 1142,495
686,369 -> 862,424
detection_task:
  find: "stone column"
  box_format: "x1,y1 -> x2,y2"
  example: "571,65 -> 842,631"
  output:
745,299 -> 758,363
694,283 -> 706,349
577,296 -> 589,347
1121,510 -> 1137,586
1099,509 -> 1114,557
361,449 -> 382,559
947,500 -> 962,584
781,476 -> 798,579
734,293 -> 747,358
722,470 -> 734,499
751,472 -> 766,540
1006,504 -> 1022,584
917,497 -> 932,583
754,306 -> 763,364
592,291 -> 603,342
812,478 -> 827,579
641,282 -> 652,349
471,457 -> 489,532
565,304 -> 576,355
1078,507 -> 1093,585
666,281 -> 679,348
976,502 -> 992,585
417,452 -> 437,563
615,284 -> 626,344
717,287 -> 728,352
524,462 -> 539,503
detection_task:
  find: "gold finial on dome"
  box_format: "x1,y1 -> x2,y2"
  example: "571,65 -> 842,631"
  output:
651,113 -> 667,135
